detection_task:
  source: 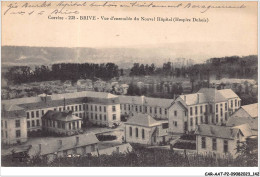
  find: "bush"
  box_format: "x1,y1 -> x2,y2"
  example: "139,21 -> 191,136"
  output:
96,135 -> 117,141
173,141 -> 196,150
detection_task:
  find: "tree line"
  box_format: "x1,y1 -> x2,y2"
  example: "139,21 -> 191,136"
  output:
129,55 -> 258,80
4,63 -> 121,84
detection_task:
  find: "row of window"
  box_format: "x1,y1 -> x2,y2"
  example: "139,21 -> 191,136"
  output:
189,103 -> 229,116
42,120 -> 80,130
27,120 -> 40,128
26,104 -> 116,119
201,137 -> 228,153
129,127 -> 145,139
121,104 -> 167,115
1,130 -> 21,139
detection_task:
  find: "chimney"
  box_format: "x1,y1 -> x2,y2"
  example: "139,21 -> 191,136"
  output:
197,94 -> 200,103
75,136 -> 79,146
58,140 -> 62,149
38,144 -> 42,153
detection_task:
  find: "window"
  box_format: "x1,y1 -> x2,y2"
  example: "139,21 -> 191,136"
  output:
135,106 -> 138,112
91,105 -> 93,111
16,130 -> 21,138
216,104 -> 218,113
235,100 -> 237,107
36,111 -> 39,117
104,115 -> 107,121
220,108 -> 223,117
95,114 -> 98,120
142,129 -> 145,139
200,106 -> 203,114
195,117 -> 198,125
159,108 -> 162,114
54,108 -> 57,111
154,108 -> 157,114
91,113 -> 93,119
205,105 -> 208,113
201,137 -> 206,148
86,104 -> 89,111
190,107 -> 193,116
174,111 -> 177,116
104,106 -> 107,112
67,106 -> 70,110
145,106 -> 147,113
69,123 -> 71,129
135,128 -> 138,137
216,115 -> 219,123
225,112 -> 228,121
75,106 -> 78,111
27,112 -> 30,119
79,105 -> 82,111
124,104 -> 126,110
32,120 -> 35,127
150,107 -> 152,113
5,131 -> 8,138
165,109 -> 167,115
113,114 -> 116,120
175,121 -> 177,127
128,105 -> 131,111
5,121 -> 7,128
95,106 -> 97,111
200,116 -> 203,123
162,123 -> 169,129
59,107 -> 62,112
37,120 -> 40,126
99,106 -> 102,112
212,138 -> 217,150
231,100 -> 233,108
100,114 -> 102,120
185,111 -> 187,116
140,106 -> 142,112
15,120 -> 20,128
31,111 -> 34,118
224,140 -> 228,153
112,106 -> 116,112
195,106 -> 198,115
27,121 -> 30,128
225,103 -> 227,111
83,104 -> 86,111
71,106 -> 74,111
73,122 -> 76,129
63,107 -> 65,111
129,127 -> 132,136
190,117 -> 193,126
209,105 -> 213,113
238,100 -> 240,107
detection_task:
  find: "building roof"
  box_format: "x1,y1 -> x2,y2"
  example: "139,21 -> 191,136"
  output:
125,113 -> 161,127
233,124 -> 253,137
226,116 -> 258,130
27,133 -> 99,156
195,124 -> 240,140
179,88 -> 240,106
241,103 -> 258,118
42,110 -> 82,122
118,95 -> 173,108
2,91 -> 118,106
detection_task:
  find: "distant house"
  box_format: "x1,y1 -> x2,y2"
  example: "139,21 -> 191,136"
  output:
125,113 -> 169,146
1,104 -> 28,145
195,124 -> 253,157
26,133 -> 99,163
226,103 -> 258,135
42,110 -> 83,136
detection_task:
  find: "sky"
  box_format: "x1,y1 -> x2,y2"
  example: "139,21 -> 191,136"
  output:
2,1 -> 258,63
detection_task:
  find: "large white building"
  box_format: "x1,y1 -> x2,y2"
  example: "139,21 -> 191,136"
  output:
1,91 -> 121,144
125,113 -> 169,145
195,124 -> 253,157
118,95 -> 173,120
168,88 -> 241,134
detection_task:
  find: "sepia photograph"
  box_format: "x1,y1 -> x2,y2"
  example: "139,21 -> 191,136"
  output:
1,0 -> 259,176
